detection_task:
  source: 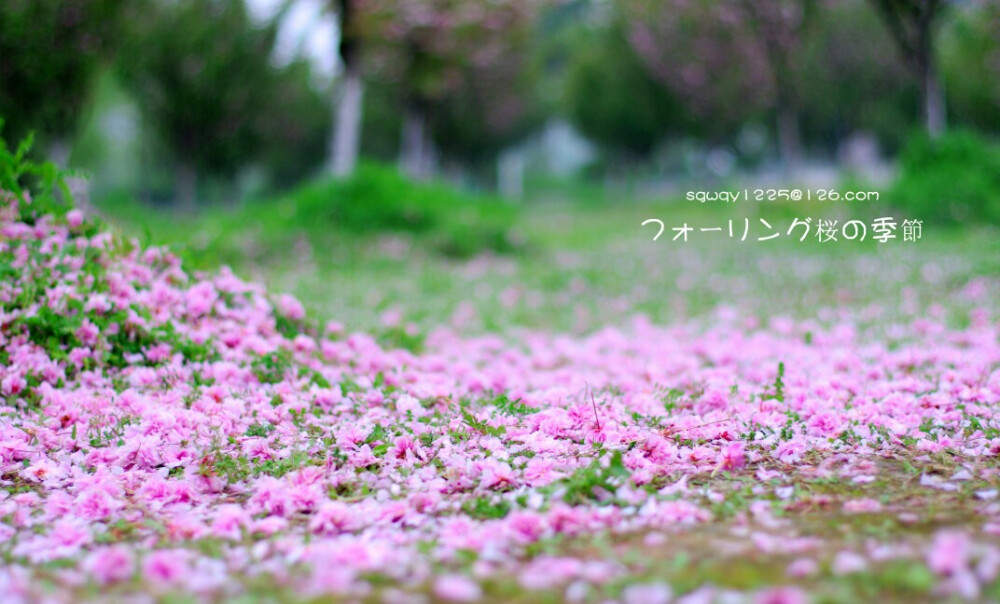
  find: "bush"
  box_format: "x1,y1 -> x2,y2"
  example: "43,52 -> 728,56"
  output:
889,131 -> 1000,225
291,165 -> 441,234
0,126 -> 74,223
280,163 -> 523,258
98,162 -> 525,265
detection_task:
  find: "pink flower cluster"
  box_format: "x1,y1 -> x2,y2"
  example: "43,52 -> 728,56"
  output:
1,196 -> 999,601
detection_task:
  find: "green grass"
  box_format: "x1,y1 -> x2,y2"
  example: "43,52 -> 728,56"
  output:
96,175 -> 1000,338
86,173 -> 1000,601
9,119 -> 1000,602
97,162 -> 524,270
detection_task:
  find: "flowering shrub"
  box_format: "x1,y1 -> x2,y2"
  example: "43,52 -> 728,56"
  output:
2,138 -> 1000,601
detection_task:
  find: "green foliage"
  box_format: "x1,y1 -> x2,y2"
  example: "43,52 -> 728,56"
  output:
207,449 -> 315,484
101,313 -> 162,369
564,19 -> 681,160
941,2 -> 1000,134
86,415 -> 136,449
425,39 -> 546,168
462,411 -> 507,438
116,0 -> 271,177
492,393 -> 538,416
164,327 -> 220,364
251,350 -> 293,385
2,131 -> 223,402
364,423 -> 391,445
300,164 -> 521,257
557,450 -> 629,505
359,79 -> 404,161
620,0 -> 771,142
115,0 -> 326,202
376,325 -> 426,354
796,0 -> 918,154
462,496 -> 512,519
245,422 -> 276,438
358,0 -> 545,169
0,127 -> 73,221
661,388 -> 684,414
763,362 -> 786,403
0,0 -> 123,148
275,313 -> 307,340
105,163 -> 524,263
889,130 -> 1000,225
255,60 -> 332,190
297,165 -> 438,234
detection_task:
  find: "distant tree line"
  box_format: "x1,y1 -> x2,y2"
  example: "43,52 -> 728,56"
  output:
1,0 -> 998,205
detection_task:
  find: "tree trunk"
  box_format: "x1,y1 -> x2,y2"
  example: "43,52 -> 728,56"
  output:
400,104 -> 431,180
330,59 -> 364,177
497,149 -> 524,200
328,0 -> 363,177
867,0 -> 946,138
915,5 -> 945,138
776,102 -> 802,175
922,60 -> 946,139
175,161 -> 197,213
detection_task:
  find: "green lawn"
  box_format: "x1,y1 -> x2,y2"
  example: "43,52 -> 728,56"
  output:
97,189 -> 1000,338
44,184 -> 1000,602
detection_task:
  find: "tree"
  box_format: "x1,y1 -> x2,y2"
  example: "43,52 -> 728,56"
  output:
865,0 -> 949,137
564,17 -> 683,164
622,0 -> 814,171
797,0 -> 918,153
329,0 -> 364,177
424,14 -> 546,175
0,0 -> 124,161
258,60 -> 332,190
941,0 -> 1000,134
622,0 -> 771,148
732,0 -> 815,169
117,0 -> 286,209
358,0 -> 545,179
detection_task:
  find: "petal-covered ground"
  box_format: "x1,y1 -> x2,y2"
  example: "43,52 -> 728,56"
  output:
3,194 -> 1000,603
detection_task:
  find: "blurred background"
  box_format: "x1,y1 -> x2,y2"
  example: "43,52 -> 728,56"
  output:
2,0 -> 999,336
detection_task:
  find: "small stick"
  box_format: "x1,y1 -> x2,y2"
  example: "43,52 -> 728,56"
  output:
589,386 -> 601,432
664,417 -> 731,434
